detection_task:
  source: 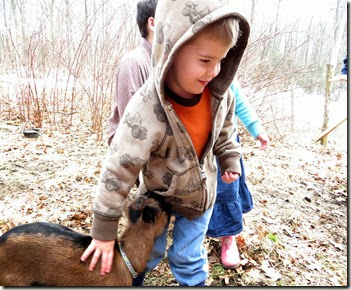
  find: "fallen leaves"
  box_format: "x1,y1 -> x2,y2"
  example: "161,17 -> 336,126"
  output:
236,235 -> 246,249
261,260 -> 282,281
0,122 -> 105,236
0,120 -> 347,286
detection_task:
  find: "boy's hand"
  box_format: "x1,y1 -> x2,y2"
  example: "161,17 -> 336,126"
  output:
257,133 -> 270,150
80,238 -> 115,276
221,172 -> 239,183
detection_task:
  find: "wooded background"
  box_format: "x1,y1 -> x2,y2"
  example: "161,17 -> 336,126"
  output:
0,2 -> 347,286
0,0 -> 348,140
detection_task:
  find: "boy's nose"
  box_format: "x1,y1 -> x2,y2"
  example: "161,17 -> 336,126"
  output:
208,63 -> 221,79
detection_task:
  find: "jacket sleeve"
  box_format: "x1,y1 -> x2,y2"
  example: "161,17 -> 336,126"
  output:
92,95 -> 157,240
232,81 -> 265,139
213,89 -> 242,176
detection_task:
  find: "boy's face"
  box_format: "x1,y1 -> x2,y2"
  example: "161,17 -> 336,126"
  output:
165,33 -> 231,99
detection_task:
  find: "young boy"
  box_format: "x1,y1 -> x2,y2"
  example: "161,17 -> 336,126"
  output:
81,0 -> 250,286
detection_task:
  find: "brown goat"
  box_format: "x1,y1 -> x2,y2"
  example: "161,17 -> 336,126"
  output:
0,191 -> 170,286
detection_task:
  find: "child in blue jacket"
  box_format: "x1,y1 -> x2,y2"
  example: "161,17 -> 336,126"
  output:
207,80 -> 270,268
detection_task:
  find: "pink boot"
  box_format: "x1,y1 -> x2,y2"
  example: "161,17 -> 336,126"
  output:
221,236 -> 241,268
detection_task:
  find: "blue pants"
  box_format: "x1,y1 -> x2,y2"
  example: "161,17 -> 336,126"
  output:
144,207 -> 213,286
207,135 -> 253,237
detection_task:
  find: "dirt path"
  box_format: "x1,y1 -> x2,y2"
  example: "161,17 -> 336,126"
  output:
0,118 -> 347,286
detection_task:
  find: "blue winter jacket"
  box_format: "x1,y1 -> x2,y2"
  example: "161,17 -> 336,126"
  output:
342,55 -> 347,75
232,80 -> 264,138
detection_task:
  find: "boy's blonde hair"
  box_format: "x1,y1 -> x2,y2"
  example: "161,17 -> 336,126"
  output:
198,17 -> 241,48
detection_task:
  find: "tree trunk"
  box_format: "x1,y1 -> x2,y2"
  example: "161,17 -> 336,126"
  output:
321,64 -> 332,146
304,17 -> 313,66
291,88 -> 295,131
331,6 -> 347,71
274,0 -> 282,36
2,0 -> 8,28
320,3 -> 347,146
250,0 -> 256,25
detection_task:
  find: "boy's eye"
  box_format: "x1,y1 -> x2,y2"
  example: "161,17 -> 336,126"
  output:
200,59 -> 210,63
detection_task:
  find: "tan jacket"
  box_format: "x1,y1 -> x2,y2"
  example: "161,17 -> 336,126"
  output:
92,0 -> 250,240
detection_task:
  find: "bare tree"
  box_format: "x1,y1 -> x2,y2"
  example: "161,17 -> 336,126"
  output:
250,0 -> 256,25
321,2 -> 347,146
0,0 -> 346,141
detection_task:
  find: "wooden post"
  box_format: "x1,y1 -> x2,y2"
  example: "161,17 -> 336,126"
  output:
321,64 -> 333,146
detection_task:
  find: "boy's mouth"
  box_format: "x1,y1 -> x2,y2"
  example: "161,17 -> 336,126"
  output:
198,80 -> 209,86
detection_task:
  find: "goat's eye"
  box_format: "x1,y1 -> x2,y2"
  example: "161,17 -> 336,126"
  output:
142,206 -> 157,223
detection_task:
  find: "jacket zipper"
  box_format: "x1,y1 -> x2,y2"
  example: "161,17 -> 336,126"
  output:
166,103 -> 204,187
199,98 -> 222,165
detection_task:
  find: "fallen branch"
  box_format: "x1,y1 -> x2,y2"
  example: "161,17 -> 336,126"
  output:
315,116 -> 347,143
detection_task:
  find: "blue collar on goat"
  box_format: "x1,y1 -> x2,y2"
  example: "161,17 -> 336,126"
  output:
118,242 -> 138,278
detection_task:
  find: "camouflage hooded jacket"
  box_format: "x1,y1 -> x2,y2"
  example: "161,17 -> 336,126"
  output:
92,0 -> 250,240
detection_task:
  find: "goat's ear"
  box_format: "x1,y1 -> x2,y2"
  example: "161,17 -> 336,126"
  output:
142,206 -> 157,223
129,207 -> 142,224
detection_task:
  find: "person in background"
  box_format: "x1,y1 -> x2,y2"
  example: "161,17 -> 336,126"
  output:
107,0 -> 157,146
341,55 -> 347,76
207,79 -> 270,268
80,0 -> 251,286
331,55 -> 347,82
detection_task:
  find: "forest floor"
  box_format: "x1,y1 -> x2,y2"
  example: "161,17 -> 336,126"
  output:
0,110 -> 347,286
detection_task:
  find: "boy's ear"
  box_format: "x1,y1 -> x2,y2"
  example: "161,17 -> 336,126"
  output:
142,206 -> 157,223
148,16 -> 155,32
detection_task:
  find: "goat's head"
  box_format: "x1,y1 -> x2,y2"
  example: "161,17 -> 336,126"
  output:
127,192 -> 171,237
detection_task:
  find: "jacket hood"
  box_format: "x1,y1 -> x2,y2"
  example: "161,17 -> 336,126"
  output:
152,0 -> 250,102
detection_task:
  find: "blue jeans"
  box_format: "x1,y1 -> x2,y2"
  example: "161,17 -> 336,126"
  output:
144,207 -> 213,286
